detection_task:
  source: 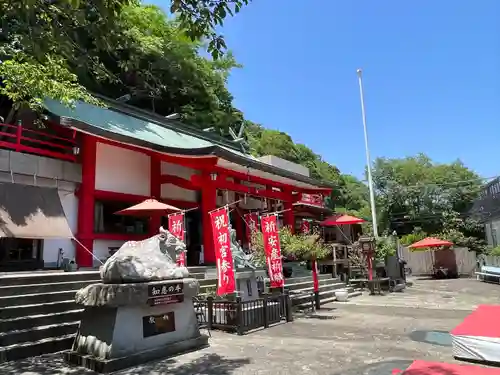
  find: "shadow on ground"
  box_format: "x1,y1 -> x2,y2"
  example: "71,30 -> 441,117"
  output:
0,353 -> 251,375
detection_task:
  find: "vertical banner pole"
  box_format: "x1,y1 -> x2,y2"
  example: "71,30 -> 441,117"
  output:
303,219 -> 320,310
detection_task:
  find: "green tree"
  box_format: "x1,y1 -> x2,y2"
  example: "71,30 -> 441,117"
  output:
170,0 -> 251,59
0,2 -> 244,132
371,154 -> 483,235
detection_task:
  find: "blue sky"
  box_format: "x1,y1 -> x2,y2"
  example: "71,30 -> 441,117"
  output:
155,0 -> 499,180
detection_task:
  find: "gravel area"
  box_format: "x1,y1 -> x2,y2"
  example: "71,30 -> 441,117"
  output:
1,277 -> 498,375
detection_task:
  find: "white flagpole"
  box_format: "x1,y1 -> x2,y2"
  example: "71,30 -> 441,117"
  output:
356,68 -> 379,238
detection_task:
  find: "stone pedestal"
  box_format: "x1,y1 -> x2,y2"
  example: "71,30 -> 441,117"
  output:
205,268 -> 266,301
65,278 -> 208,373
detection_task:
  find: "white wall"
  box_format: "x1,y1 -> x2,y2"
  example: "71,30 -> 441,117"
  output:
43,190 -> 78,266
160,161 -> 198,202
95,142 -> 151,196
486,219 -> 500,247
257,155 -> 310,177
93,239 -> 127,265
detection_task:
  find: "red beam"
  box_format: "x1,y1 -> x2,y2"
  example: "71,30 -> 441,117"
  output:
93,233 -> 150,241
160,174 -> 198,190
92,135 -> 218,169
92,189 -> 198,209
209,166 -> 332,195
191,175 -> 293,202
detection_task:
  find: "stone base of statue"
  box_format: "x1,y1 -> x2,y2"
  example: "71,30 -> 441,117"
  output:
64,232 -> 209,373
64,279 -> 208,373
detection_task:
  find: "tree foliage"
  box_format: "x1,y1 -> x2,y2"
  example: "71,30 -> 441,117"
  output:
371,153 -> 483,236
250,227 -> 330,267
171,0 -> 251,59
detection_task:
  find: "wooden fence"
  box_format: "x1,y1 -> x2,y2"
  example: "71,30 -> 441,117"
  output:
400,246 -> 477,276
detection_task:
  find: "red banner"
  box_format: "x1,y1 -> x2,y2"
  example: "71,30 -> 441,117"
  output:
168,212 -> 186,267
261,215 -> 284,288
301,219 -> 310,234
244,212 -> 259,244
209,207 -> 236,295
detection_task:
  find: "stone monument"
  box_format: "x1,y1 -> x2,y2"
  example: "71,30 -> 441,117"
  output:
64,227 -> 209,373
205,226 -> 266,301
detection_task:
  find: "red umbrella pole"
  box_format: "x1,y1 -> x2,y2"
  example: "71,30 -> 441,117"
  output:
312,256 -> 320,309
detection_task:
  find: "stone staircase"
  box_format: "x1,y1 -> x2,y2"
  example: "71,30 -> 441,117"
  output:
0,266 -> 359,363
284,274 -> 362,309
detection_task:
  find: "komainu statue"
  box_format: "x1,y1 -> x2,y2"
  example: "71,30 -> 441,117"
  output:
229,226 -> 257,270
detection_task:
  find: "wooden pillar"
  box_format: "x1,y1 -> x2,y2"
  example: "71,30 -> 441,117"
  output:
149,154 -> 162,235
201,172 -> 217,264
76,134 -> 96,268
233,179 -> 244,244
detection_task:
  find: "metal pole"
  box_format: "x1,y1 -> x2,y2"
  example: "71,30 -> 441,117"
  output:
356,68 -> 379,238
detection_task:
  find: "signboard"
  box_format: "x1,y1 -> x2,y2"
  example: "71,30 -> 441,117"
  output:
209,207 -> 236,295
147,282 -> 184,306
142,312 -> 175,338
298,193 -> 324,208
261,215 -> 284,288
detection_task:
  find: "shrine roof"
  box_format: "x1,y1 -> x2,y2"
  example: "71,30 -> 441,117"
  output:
44,97 -> 333,190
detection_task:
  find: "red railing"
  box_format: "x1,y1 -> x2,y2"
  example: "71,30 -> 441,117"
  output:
0,122 -> 78,162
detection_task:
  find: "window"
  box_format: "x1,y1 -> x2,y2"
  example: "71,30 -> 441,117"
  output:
0,238 -> 42,263
94,200 -> 149,235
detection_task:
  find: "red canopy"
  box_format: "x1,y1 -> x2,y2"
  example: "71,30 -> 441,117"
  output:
114,199 -> 181,216
408,237 -> 453,249
320,214 -> 365,226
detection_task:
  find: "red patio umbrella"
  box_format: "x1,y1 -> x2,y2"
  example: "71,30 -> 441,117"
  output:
409,237 -> 453,249
320,214 -> 366,226
114,199 -> 181,216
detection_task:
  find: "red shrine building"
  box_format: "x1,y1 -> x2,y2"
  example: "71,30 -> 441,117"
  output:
0,96 -> 335,271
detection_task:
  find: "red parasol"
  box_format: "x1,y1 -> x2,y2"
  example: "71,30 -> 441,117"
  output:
320,214 -> 365,226
114,199 -> 181,216
409,237 -> 453,249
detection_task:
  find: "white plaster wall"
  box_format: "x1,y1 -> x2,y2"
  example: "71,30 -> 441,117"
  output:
95,143 -> 151,196
160,161 -> 198,202
43,190 -> 78,266
93,240 -> 127,265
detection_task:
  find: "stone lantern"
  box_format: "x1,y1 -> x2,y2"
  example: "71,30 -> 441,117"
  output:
358,235 -> 376,281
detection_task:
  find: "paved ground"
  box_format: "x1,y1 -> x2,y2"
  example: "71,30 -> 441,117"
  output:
2,277 -> 499,375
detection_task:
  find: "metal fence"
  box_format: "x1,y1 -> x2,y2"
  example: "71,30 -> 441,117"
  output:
195,292 -> 292,335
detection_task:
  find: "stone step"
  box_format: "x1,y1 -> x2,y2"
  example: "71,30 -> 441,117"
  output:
0,291 -> 76,308
0,321 -> 79,347
0,309 -> 83,332
293,287 -> 360,310
0,280 -> 92,298
317,290 -> 363,306
0,271 -> 100,287
190,272 -> 207,280
0,301 -> 77,320
284,278 -> 341,291
284,274 -> 332,285
0,334 -> 75,363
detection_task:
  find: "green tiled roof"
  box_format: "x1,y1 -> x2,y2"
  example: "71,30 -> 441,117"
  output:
44,98 -> 333,189
44,99 -> 215,150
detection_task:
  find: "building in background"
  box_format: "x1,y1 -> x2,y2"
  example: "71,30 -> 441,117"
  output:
470,177 -> 500,248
